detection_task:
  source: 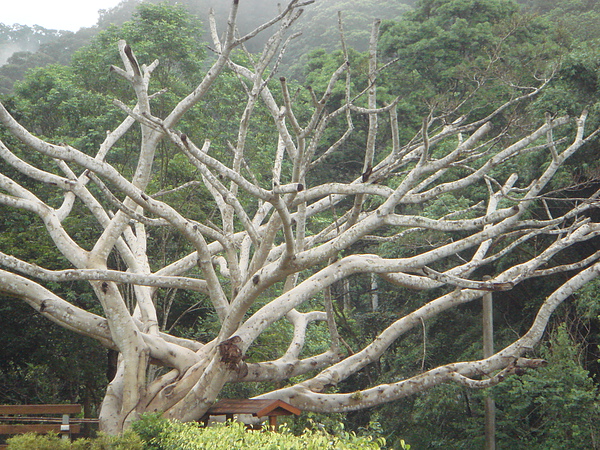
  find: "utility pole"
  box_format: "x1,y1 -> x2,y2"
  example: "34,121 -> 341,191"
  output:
483,276 -> 496,450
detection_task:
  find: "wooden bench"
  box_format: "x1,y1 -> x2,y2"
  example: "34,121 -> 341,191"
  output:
0,404 -> 84,448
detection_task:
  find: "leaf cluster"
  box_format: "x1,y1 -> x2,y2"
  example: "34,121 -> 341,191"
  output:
6,431 -> 144,450
131,414 -> 387,450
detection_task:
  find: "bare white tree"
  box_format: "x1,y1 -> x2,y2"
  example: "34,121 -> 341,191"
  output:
0,0 -> 599,434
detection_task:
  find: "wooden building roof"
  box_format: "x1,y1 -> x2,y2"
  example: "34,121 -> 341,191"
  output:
206,399 -> 301,417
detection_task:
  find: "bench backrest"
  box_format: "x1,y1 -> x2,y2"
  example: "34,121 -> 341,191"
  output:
0,405 -> 81,415
0,404 -> 82,437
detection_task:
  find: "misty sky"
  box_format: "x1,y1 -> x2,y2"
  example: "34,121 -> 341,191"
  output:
2,0 -> 124,31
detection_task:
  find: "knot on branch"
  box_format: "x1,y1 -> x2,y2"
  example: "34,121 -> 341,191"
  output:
511,357 -> 548,374
218,336 -> 247,377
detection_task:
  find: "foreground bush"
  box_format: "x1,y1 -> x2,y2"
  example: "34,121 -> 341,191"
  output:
5,431 -> 144,449
5,415 -> 387,449
133,414 -> 386,450
160,422 -> 383,449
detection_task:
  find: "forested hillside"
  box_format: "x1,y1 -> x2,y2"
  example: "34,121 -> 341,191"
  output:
1,0 -> 600,448
0,25 -> 63,65
0,0 -> 414,94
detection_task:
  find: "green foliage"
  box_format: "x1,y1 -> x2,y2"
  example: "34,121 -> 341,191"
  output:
6,433 -> 73,450
71,2 -> 205,104
0,24 -> 76,94
286,0 -> 412,71
130,413 -> 167,450
6,431 -> 144,450
378,0 -> 568,132
132,416 -> 386,450
529,40 -> 600,119
492,325 -> 600,449
574,277 -> 600,319
519,0 -> 600,14
11,64 -> 116,151
0,26 -> 99,95
380,0 -> 522,85
519,0 -> 600,42
375,323 -> 600,448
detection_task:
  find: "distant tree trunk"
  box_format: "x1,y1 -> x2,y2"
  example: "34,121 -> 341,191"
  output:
371,273 -> 379,312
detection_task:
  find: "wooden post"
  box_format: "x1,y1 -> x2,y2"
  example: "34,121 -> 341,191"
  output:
60,413 -> 70,440
483,276 -> 495,450
269,415 -> 278,431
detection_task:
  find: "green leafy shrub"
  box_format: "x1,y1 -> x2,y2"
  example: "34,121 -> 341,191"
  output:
134,416 -> 385,450
130,413 -> 170,450
5,433 -> 72,450
491,324 -> 600,449
5,415 -> 389,449
5,431 -> 144,449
